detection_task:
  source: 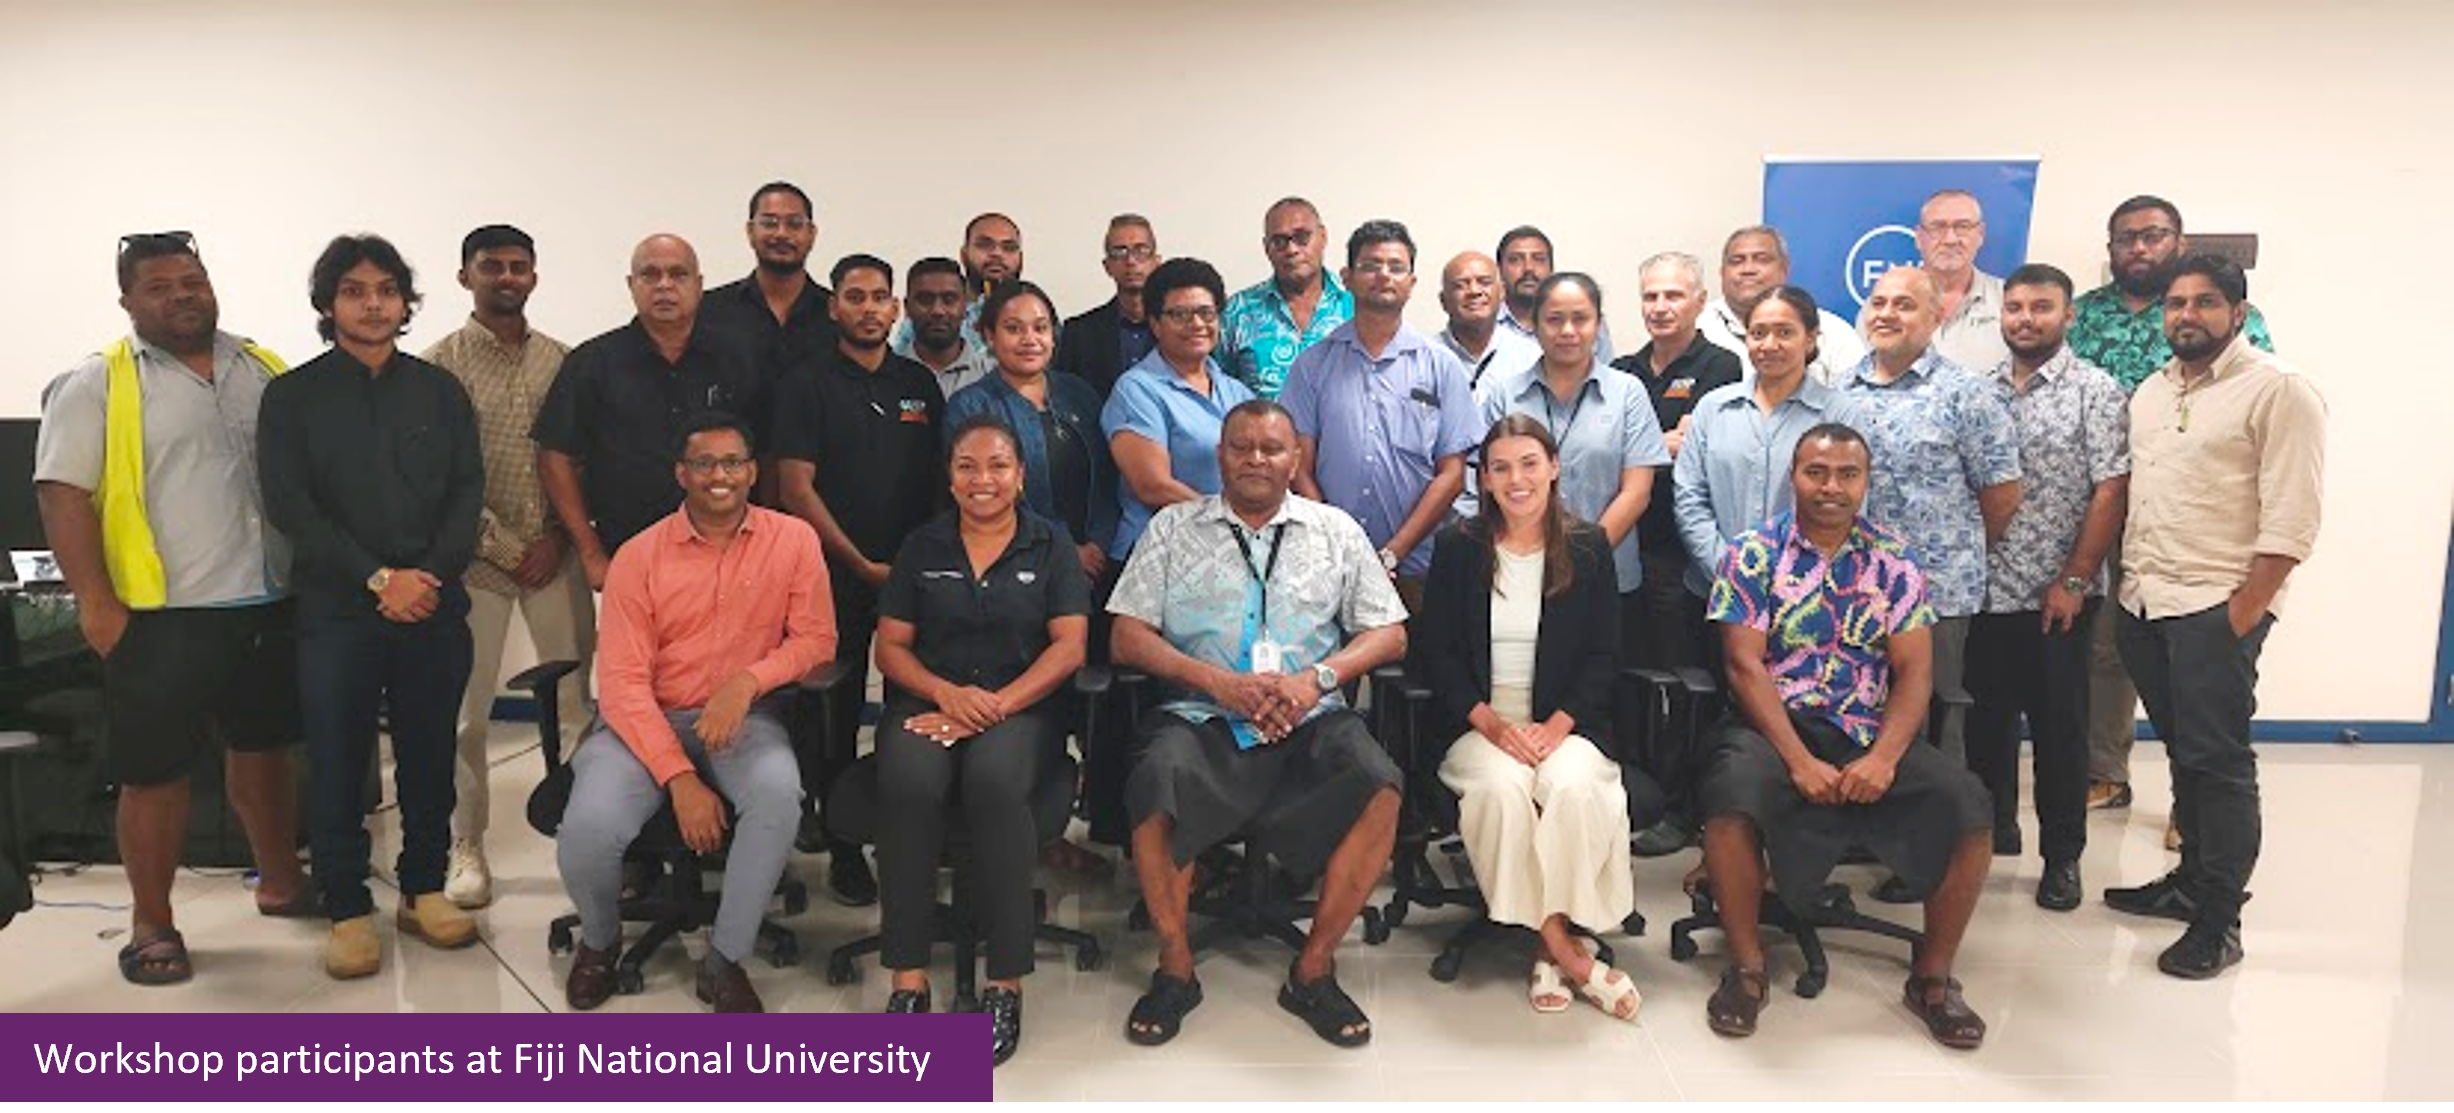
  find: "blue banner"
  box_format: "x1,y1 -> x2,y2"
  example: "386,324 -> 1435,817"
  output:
1761,158 -> 2041,321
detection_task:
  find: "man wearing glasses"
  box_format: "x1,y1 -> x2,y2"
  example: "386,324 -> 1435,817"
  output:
771,254 -> 947,905
2066,196 -> 2277,817
702,182 -> 836,418
1220,197 -> 1352,399
1056,213 -> 1163,400
533,234 -> 764,593
1279,219 -> 1479,612
554,411 -> 836,1012
35,232 -> 313,985
1878,190 -> 2008,375
891,212 -> 1024,363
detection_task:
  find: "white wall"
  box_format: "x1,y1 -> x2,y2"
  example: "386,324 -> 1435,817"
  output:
5,0 -> 2449,725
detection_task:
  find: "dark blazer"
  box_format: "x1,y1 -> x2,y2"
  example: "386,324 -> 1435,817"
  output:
1055,298 -> 1127,399
1412,520 -> 1622,753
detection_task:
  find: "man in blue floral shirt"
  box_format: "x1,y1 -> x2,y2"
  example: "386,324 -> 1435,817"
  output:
1219,198 -> 1352,399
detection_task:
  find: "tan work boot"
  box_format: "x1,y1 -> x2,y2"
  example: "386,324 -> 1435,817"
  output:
327,915 -> 381,979
397,892 -> 480,950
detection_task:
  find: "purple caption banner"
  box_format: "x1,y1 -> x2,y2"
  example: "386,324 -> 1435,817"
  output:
7,1013 -> 989,1102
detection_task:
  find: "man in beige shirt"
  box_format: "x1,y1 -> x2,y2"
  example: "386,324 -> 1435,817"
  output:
2104,254 -> 2324,981
422,224 -> 594,908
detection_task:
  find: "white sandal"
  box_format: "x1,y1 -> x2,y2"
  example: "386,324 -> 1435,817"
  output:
1529,959 -> 1572,1013
1573,940 -> 1642,1022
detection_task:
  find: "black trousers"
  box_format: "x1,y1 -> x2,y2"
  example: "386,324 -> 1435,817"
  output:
809,574 -> 879,850
874,702 -> 1051,980
2118,603 -> 2271,926
1966,603 -> 2094,865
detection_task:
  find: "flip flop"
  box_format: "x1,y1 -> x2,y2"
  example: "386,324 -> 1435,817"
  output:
1125,970 -> 1203,1046
1529,959 -> 1571,1013
118,928 -> 193,986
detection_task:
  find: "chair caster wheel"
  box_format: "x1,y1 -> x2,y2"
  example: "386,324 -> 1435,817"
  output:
547,923 -> 573,954
1362,909 -> 1390,946
1429,951 -> 1463,983
1075,944 -> 1105,972
1382,901 -> 1409,928
826,955 -> 857,986
1796,971 -> 1827,998
1621,911 -> 1647,937
768,939 -> 800,968
1669,934 -> 1698,962
614,968 -> 645,995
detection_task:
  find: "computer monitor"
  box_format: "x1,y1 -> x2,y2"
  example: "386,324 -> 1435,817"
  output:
0,417 -> 51,560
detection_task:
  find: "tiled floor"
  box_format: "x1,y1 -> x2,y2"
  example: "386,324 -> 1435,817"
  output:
5,728 -> 2451,1101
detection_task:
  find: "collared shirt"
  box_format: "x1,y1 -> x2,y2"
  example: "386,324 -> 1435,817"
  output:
2121,333 -> 2326,620
913,342 -> 994,401
422,316 -> 570,597
701,271 -> 836,410
1099,349 -> 1256,558
1613,334 -> 1744,556
1982,345 -> 2130,612
1498,302 -> 1616,364
1220,272 -> 1353,399
1927,269 -> 2009,375
1672,376 -> 1860,598
1279,321 -> 1481,576
1437,322 -> 1541,406
597,505 -> 836,786
890,303 -> 987,365
1480,360 -> 1673,592
36,331 -> 288,606
2070,283 -> 2276,392
531,318 -> 765,554
258,347 -> 484,616
1118,318 -> 1156,375
1700,300 -> 1870,386
1837,349 -> 2023,617
770,347 -> 947,566
1107,493 -> 1408,728
1709,512 -> 1936,749
879,510 -> 1092,692
944,370 -> 1118,551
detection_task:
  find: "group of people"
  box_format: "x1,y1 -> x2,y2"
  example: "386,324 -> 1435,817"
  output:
31,183 -> 2324,1064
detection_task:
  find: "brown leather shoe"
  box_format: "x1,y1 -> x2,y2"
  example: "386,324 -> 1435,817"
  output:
696,955 -> 765,1013
1706,965 -> 1768,1037
566,941 -> 618,1011
1903,973 -> 1986,1049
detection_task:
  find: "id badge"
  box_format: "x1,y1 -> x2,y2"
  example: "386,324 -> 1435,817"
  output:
1249,639 -> 1283,675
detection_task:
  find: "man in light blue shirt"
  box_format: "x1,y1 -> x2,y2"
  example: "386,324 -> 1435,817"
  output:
1282,220 -> 1481,599
1220,197 -> 1352,399
1495,225 -> 1615,365
1837,267 -> 2023,774
1674,375 -> 1860,598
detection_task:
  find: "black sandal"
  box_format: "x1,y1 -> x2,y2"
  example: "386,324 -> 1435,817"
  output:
1902,974 -> 1987,1049
1125,970 -> 1203,1046
1706,965 -> 1768,1037
118,928 -> 193,986
885,985 -> 932,1014
1278,964 -> 1371,1048
984,986 -> 1022,1065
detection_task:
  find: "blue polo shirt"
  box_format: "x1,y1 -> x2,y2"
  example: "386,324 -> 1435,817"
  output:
1099,348 -> 1256,558
1480,360 -> 1672,592
1280,321 -> 1481,576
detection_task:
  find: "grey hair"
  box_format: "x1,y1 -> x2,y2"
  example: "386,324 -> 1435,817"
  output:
1638,251 -> 1705,292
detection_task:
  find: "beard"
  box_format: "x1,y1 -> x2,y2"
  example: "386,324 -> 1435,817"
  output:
757,252 -> 803,278
2167,324 -> 2233,363
2113,257 -> 2173,299
2006,334 -> 2062,363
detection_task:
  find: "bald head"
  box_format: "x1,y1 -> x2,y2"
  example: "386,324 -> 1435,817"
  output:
628,233 -> 704,327
1439,250 -> 1502,330
1862,265 -> 1942,368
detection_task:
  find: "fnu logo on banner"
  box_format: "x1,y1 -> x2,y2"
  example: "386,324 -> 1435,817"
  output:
1762,157 -> 2041,319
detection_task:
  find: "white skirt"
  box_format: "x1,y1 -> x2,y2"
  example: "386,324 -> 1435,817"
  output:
1437,687 -> 1635,931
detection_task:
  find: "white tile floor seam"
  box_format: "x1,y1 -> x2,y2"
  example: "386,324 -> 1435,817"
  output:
4,730 -> 2451,1099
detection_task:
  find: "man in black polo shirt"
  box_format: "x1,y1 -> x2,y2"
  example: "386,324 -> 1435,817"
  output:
774,253 -> 948,904
1610,250 -> 1742,857
534,234 -> 763,588
258,233 -> 485,980
700,181 -> 835,423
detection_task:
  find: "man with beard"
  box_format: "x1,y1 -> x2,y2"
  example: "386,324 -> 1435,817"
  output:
2103,254 -> 2322,980
422,224 -> 590,909
702,182 -> 835,417
2067,196 -> 2276,814
1494,225 -> 1614,364
772,254 -> 947,905
892,212 -> 1022,362
1221,197 -> 1352,399
1698,225 -> 1867,384
904,256 -> 993,399
1056,213 -> 1161,400
1963,264 -> 2128,911
36,232 -> 312,984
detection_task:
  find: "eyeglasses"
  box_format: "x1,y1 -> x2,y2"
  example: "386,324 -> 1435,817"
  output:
1351,260 -> 1411,277
683,455 -> 753,476
118,230 -> 197,254
969,237 -> 1022,254
1159,305 -> 1219,326
2110,227 -> 2177,250
1918,220 -> 1982,237
1264,227 -> 1317,252
751,216 -> 811,233
1104,244 -> 1157,262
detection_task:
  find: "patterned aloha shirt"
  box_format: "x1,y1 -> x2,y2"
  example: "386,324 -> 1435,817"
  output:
1981,345 -> 2131,612
1837,349 -> 2022,618
1709,512 -> 1936,748
2069,283 -> 2274,392
1219,272 -> 1353,399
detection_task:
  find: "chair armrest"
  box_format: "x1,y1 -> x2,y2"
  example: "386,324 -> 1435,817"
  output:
1670,667 -> 1720,698
1074,664 -> 1114,697
505,660 -> 581,696
798,658 -> 858,695
506,660 -> 584,776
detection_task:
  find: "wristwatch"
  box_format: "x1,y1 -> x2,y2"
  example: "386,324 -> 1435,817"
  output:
1377,547 -> 1400,574
366,567 -> 393,594
2059,575 -> 2089,596
1312,662 -> 1340,693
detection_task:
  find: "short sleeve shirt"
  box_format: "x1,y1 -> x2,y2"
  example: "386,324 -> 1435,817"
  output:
1279,322 -> 1481,576
530,319 -> 765,553
1099,349 -> 1255,557
878,510 -> 1091,692
1982,346 -> 2131,611
1708,512 -> 1936,749
770,348 -> 947,565
1836,349 -> 2023,617
1220,273 -> 1353,399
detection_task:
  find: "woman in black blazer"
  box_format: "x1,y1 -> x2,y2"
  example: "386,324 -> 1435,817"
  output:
1416,413 -> 1640,1022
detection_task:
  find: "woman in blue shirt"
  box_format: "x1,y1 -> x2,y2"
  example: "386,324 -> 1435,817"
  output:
1099,257 -> 1255,560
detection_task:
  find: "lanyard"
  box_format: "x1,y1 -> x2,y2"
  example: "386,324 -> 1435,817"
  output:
1539,373 -> 1591,445
1228,522 -> 1289,632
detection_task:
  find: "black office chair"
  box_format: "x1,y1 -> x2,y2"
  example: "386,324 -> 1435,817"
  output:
1381,667 -> 1661,984
820,668 -> 1107,1012
1654,668 -> 1967,997
1116,666 -> 1412,956
520,660 -> 810,995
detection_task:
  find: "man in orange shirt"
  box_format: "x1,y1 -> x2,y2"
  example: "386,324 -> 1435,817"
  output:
554,411 -> 836,1013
